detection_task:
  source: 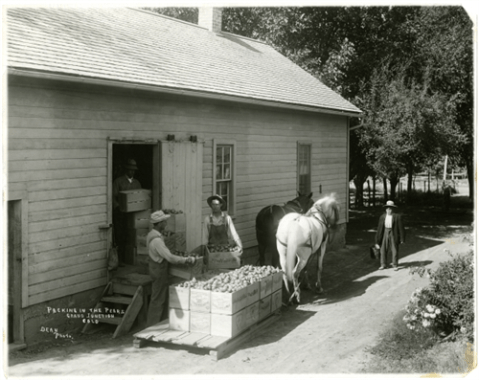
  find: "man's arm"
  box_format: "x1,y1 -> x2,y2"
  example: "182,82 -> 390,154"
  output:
154,238 -> 188,265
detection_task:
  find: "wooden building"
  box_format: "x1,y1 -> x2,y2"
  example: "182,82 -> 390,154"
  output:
5,7 -> 362,346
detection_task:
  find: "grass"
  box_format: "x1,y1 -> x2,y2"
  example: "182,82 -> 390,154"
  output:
361,310 -> 474,374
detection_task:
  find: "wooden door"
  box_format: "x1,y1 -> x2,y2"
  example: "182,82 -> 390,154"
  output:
161,140 -> 203,251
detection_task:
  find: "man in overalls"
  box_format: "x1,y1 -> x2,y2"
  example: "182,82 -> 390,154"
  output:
202,194 -> 242,254
147,210 -> 196,326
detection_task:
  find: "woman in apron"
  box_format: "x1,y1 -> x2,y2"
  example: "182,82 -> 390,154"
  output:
202,194 -> 242,255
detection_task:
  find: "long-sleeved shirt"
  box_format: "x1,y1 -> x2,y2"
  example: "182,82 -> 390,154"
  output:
147,229 -> 188,264
112,175 -> 141,209
202,212 -> 242,247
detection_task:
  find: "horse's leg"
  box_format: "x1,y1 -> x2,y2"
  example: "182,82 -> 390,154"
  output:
276,240 -> 291,301
291,249 -> 309,304
257,242 -> 266,266
316,240 -> 328,294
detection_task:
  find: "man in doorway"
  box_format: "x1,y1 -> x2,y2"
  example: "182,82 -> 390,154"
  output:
112,159 -> 141,266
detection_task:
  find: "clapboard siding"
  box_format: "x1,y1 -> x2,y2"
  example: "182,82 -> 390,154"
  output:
9,77 -> 349,306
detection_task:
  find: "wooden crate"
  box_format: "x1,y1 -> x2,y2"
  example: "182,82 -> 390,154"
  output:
259,274 -> 273,298
210,302 -> 259,338
271,289 -> 282,312
169,285 -> 190,310
190,288 -> 211,313
190,311 -> 211,334
126,209 -> 151,229
119,189 -> 151,212
210,282 -> 259,315
272,271 -> 283,292
259,295 -> 272,320
163,231 -> 187,252
165,214 -> 186,233
207,250 -> 241,270
169,308 -> 190,331
169,259 -> 205,280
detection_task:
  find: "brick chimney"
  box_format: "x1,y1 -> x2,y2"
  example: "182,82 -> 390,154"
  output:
198,7 -> 222,33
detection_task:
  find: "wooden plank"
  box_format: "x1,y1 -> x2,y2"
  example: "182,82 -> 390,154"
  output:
30,223 -> 105,244
29,268 -> 107,296
112,283 -> 139,296
152,330 -> 187,343
99,317 -> 122,325
29,195 -> 106,213
30,241 -> 105,264
9,157 -> 106,172
29,231 -> 103,253
30,259 -> 106,285
113,286 -> 143,338
9,168 -> 107,183
134,321 -> 169,339
173,332 -> 209,346
28,277 -> 107,305
30,204 -> 107,223
101,296 -> 132,304
7,148 -> 106,161
8,138 -> 106,151
29,213 -> 106,233
29,251 -> 106,275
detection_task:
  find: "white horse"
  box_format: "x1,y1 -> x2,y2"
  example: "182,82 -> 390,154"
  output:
276,194 -> 340,304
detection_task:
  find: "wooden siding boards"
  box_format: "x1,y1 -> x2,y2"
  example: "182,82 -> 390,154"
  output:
8,78 -> 349,306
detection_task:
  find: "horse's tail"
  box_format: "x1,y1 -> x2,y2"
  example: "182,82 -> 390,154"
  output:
284,222 -> 300,284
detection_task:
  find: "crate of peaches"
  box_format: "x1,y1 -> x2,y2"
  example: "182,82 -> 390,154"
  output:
168,246 -> 205,280
206,244 -> 242,270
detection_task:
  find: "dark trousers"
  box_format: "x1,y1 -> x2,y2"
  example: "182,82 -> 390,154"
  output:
380,228 -> 399,267
147,258 -> 169,326
113,209 -> 127,263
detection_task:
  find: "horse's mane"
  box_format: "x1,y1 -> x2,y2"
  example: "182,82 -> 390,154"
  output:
305,193 -> 340,227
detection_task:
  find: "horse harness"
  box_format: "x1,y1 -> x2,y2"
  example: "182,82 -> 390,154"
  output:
277,211 -> 329,250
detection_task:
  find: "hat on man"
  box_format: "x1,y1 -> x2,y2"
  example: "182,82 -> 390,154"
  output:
383,200 -> 397,208
125,159 -> 138,170
207,194 -> 225,208
150,210 -> 171,224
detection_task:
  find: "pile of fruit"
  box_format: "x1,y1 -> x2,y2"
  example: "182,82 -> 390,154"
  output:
171,249 -> 203,258
163,209 -> 183,214
176,265 -> 281,293
208,244 -> 239,253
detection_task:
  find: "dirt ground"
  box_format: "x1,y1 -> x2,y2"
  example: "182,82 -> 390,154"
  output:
5,194 -> 475,377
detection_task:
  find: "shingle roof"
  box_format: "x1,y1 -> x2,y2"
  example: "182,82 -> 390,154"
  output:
7,7 -> 361,115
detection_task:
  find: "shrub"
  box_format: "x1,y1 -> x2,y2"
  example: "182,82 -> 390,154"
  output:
406,250 -> 474,342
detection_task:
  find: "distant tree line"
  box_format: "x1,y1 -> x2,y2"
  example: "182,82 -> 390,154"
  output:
143,6 -> 474,205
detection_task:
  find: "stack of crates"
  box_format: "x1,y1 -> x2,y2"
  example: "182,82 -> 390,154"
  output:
168,270 -> 283,338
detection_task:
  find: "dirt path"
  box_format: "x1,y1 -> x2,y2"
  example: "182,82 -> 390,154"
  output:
6,199 -> 474,376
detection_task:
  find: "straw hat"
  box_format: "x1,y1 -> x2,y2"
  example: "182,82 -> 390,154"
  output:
383,200 -> 397,208
207,194 -> 225,208
150,210 -> 171,224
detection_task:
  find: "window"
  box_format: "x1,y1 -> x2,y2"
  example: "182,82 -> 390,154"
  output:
213,141 -> 236,214
298,143 -> 311,194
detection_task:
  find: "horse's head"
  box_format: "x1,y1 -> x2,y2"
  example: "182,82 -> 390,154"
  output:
308,193 -> 340,228
293,191 -> 314,213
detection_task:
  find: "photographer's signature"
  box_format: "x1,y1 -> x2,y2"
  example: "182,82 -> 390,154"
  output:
40,326 -> 73,340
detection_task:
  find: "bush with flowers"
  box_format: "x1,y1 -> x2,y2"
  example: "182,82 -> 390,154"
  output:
405,250 -> 474,342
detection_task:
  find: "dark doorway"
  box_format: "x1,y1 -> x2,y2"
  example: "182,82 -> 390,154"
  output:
112,143 -> 156,266
8,200 -> 22,344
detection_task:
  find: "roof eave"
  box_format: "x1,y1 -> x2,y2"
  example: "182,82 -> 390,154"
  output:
8,68 -> 363,117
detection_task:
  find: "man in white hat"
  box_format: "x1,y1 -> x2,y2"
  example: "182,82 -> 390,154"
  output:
375,200 -> 405,271
146,210 -> 196,326
112,159 -> 142,265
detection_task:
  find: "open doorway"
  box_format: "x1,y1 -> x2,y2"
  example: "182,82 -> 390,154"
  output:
111,143 -> 160,266
8,200 -> 23,345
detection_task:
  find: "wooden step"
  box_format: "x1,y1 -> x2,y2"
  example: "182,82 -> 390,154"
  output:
101,296 -> 132,305
98,317 -> 123,325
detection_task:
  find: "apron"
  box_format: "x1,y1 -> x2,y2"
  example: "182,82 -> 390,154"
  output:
208,215 -> 229,245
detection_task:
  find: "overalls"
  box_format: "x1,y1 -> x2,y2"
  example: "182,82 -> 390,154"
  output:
208,215 -> 229,245
146,237 -> 169,326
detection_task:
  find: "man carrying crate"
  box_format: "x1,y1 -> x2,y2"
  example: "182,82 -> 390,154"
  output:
112,159 -> 141,266
147,210 -> 197,326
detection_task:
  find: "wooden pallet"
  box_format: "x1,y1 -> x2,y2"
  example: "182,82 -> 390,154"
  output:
133,312 -> 280,360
